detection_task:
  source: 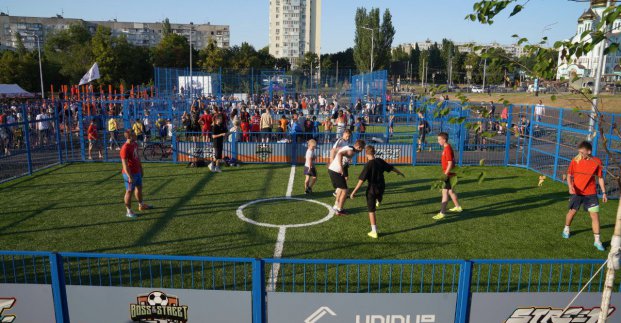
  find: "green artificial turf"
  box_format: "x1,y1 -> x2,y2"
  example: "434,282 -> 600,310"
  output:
0,162 -> 614,261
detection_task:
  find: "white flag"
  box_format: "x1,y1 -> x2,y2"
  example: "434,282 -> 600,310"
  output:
79,63 -> 100,85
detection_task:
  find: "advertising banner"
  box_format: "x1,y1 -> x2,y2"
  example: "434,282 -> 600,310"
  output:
469,292 -> 620,322
268,292 -> 456,323
66,285 -> 251,323
0,283 -> 56,323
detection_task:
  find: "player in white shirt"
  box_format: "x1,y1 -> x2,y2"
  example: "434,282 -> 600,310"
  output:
534,100 -> 545,128
329,130 -> 352,197
328,139 -> 366,216
304,139 -> 318,194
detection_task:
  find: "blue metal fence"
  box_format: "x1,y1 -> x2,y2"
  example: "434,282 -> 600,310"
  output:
2,251 -> 619,323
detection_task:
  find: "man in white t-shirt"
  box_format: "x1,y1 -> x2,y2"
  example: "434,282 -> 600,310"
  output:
328,139 -> 366,216
534,100 -> 545,128
35,110 -> 51,146
330,130 -> 352,196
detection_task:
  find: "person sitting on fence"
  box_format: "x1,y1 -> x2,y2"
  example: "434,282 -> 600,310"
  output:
350,145 -> 405,239
120,129 -> 152,218
563,141 -> 607,252
107,116 -> 120,151
87,119 -> 103,160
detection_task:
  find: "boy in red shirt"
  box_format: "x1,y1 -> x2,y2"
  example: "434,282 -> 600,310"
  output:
563,141 -> 607,251
87,119 -> 102,160
199,109 -> 212,142
433,132 -> 462,220
120,130 -> 151,218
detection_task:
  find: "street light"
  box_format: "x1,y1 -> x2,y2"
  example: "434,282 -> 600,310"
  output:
360,26 -> 374,73
189,22 -> 194,99
17,32 -> 44,99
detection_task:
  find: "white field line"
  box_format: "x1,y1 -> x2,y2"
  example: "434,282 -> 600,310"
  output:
267,164 -> 296,291
267,226 -> 287,292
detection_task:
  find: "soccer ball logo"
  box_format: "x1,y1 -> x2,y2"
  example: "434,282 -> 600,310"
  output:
147,291 -> 168,306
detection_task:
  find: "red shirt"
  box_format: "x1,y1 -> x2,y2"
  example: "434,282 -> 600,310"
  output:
199,114 -> 212,131
568,157 -> 603,196
120,141 -> 141,175
441,144 -> 455,176
87,124 -> 98,140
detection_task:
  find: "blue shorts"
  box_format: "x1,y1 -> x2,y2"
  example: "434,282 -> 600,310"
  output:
123,173 -> 143,191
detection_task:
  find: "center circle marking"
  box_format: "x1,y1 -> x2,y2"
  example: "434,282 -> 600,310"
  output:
236,197 -> 335,228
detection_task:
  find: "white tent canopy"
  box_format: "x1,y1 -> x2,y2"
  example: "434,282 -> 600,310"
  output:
0,84 -> 35,98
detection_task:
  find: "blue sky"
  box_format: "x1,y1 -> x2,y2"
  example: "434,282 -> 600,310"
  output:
3,0 -> 588,53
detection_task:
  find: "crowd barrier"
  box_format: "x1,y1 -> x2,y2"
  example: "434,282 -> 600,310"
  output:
1,250 -> 619,322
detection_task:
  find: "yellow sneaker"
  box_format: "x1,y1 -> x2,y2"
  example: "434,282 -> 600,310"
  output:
375,201 -> 381,208
432,213 -> 445,220
367,231 -> 378,239
449,206 -> 463,213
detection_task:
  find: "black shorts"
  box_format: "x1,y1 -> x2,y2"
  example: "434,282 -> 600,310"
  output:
569,194 -> 599,212
329,170 -> 347,189
366,186 -> 385,212
343,164 -> 349,178
443,177 -> 452,190
261,128 -> 271,133
304,166 -> 317,177
214,144 -> 223,160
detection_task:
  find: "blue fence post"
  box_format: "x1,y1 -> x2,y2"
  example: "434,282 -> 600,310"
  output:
252,258 -> 266,323
232,132 -> 238,160
49,253 -> 70,323
552,109 -> 564,181
21,105 -> 33,175
455,260 -> 472,323
526,105 -> 535,169
103,115 -> 109,162
172,129 -> 178,163
504,105 -> 513,166
412,134 -> 417,166
53,104 -> 63,164
77,103 -> 86,162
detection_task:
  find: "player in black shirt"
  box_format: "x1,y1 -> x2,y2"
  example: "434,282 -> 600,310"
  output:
350,145 -> 404,239
210,116 -> 228,173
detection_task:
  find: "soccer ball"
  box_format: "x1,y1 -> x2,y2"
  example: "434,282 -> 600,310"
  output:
147,291 -> 168,306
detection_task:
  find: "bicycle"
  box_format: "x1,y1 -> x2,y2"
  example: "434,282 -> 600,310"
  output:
142,141 -> 173,161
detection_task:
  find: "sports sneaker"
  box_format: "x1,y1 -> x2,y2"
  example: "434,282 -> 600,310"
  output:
215,167 -> 222,173
594,241 -> 605,251
368,231 -> 378,239
449,206 -> 463,213
126,211 -> 137,218
336,209 -> 348,216
332,192 -> 337,197
432,213 -> 445,220
375,201 -> 381,208
139,204 -> 152,211
305,187 -> 311,194
208,163 -> 215,172
562,231 -> 570,239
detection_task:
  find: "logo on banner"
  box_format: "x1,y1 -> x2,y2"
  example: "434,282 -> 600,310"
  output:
0,298 -> 16,323
305,306 -> 336,323
256,144 -> 273,160
375,148 -> 401,160
129,291 -> 189,323
506,306 -> 615,323
192,146 -> 214,159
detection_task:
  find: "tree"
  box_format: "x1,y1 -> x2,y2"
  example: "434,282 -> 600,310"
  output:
151,33 -> 191,68
353,7 -> 395,72
300,52 -> 319,71
198,39 -> 225,72
162,18 -> 172,36
44,23 -> 93,83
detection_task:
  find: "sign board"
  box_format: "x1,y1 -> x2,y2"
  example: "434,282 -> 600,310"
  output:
66,285 -> 251,323
470,292 -> 620,323
268,292 -> 456,323
0,283 -> 56,323
178,76 -> 213,96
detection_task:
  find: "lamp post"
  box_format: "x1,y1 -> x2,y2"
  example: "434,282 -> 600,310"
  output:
361,26 -> 374,73
189,22 -> 194,99
19,32 -> 44,99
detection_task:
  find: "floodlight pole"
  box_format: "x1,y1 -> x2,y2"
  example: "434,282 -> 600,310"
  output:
361,26 -> 374,72
20,32 -> 44,99
189,22 -> 193,99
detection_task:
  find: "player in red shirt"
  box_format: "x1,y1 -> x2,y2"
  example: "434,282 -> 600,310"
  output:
563,141 -> 607,251
199,109 -> 212,142
87,119 -> 102,160
433,132 -> 462,220
120,130 -> 151,218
